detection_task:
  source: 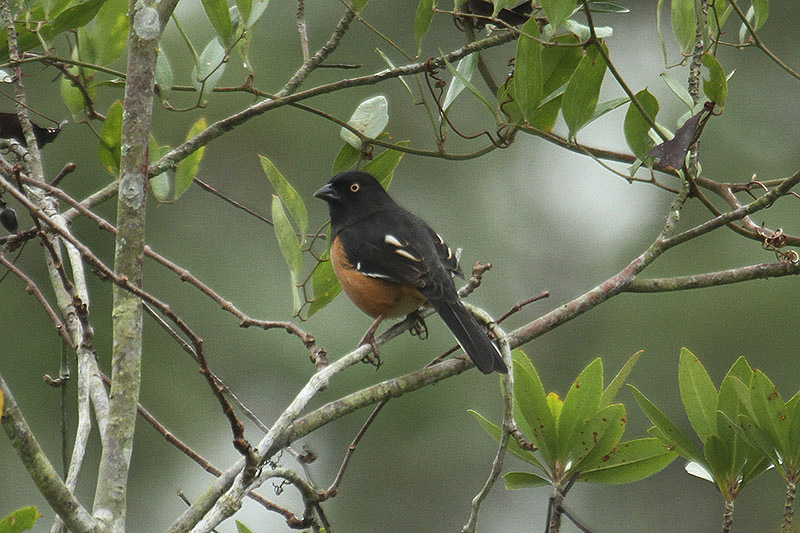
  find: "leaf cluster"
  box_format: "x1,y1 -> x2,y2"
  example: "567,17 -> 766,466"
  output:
472,350 -> 676,492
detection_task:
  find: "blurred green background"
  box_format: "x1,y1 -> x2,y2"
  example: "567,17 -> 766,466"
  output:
2,1 -> 799,531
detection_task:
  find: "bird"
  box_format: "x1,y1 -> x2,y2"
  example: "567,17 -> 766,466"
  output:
0,113 -> 65,148
313,170 -> 507,374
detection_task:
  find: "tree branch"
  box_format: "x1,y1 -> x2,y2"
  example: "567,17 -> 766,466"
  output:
510,170 -> 800,348
0,371 -> 99,532
148,30 -> 518,177
93,1 -> 170,528
625,261 -> 800,292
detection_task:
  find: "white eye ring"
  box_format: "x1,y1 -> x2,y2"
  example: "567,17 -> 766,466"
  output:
350,183 -> 360,193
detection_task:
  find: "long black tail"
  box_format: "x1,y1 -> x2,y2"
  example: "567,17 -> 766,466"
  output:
432,299 -> 507,374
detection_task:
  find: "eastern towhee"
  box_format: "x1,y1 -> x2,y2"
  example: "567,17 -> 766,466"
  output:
314,170 -> 507,374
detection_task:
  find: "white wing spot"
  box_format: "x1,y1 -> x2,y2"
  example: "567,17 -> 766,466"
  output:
384,234 -> 405,247
395,248 -> 421,262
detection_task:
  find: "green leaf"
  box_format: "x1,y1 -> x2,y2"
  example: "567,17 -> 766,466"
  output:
362,142 -> 408,190
513,16 -> 543,121
42,0 -> 106,41
510,350 -> 538,442
148,137 -> 176,204
77,27 -> 97,65
571,403 -> 626,472
0,506 -> 41,533
601,350 -> 643,407
623,88 -> 659,162
442,55 -> 495,118
155,48 -> 174,103
707,1 -> 732,39
587,96 -> 629,125
90,0 -> 128,65
655,0 -> 669,64
717,357 -> 754,466
43,0 -> 68,18
414,0 -> 438,53
260,155 -> 308,240
701,53 -> 727,107
468,409 -> 546,470
740,447 -> 772,487
526,35 -> 583,131
628,384 -> 703,462
60,70 -> 90,116
341,95 -> 389,149
562,20 -> 613,40
660,72 -> 694,110
244,0 -> 269,27
168,118 -> 208,202
332,143 -> 361,175
562,44 -> 608,137
736,413 -> 783,471
547,392 -> 563,423
352,0 -> 371,13
542,0 -> 577,32
752,0 -> 768,31
492,0 -> 522,16
504,471 -> 551,490
557,358 -> 603,458
272,195 -> 303,315
671,0 -> 696,54
375,48 -> 414,99
512,349 -> 537,378
235,520 -> 254,533
203,0 -> 233,44
678,348 -> 718,442
193,38 -> 228,103
514,360 -> 558,466
98,100 -> 123,176
789,392 -> 800,466
703,433 -> 733,497
442,53 -> 477,110
580,438 -> 677,484
749,369 -> 790,455
235,0 -> 252,26
307,250 -> 342,317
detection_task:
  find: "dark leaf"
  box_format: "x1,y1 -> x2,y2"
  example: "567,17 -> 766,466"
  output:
647,102 -> 714,169
0,206 -> 18,233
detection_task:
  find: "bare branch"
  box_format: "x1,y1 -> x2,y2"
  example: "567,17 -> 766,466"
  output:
625,261 -> 800,292
0,371 -> 99,532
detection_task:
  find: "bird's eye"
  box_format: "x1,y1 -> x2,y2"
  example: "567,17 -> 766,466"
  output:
350,183 -> 360,193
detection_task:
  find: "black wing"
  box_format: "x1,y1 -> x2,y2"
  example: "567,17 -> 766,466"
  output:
336,206 -> 460,289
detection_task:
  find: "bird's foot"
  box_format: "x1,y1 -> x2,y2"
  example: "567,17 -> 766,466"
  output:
407,311 -> 428,340
358,314 -> 385,370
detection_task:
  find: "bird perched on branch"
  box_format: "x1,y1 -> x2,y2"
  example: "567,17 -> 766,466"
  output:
314,170 -> 506,374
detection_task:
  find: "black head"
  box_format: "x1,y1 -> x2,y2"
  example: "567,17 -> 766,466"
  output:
314,171 -> 394,226
0,113 -> 65,148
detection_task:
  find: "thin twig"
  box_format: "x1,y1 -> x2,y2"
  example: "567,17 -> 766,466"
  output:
281,8 -> 356,97
625,261 -> 800,292
728,0 -> 800,80
193,177 -> 273,226
296,0 -> 310,61
462,320 -> 513,532
148,30 -> 519,178
320,399 -> 389,500
0,371 -> 99,532
0,253 -> 72,347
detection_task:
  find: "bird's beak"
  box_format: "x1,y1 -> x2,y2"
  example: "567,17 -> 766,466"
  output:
313,183 -> 339,201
